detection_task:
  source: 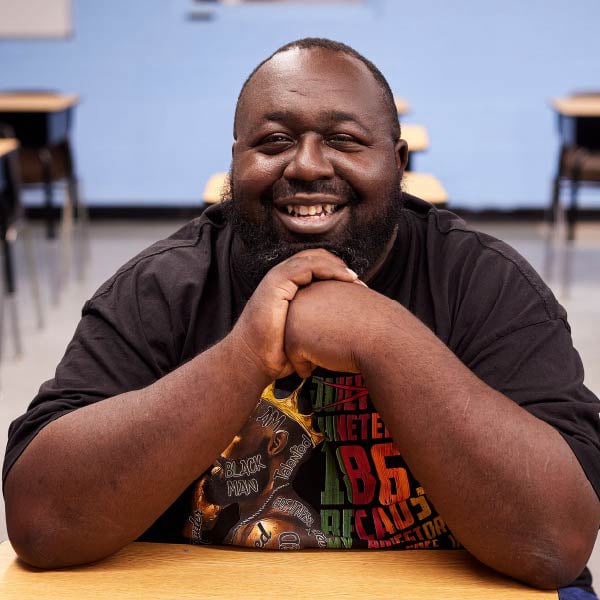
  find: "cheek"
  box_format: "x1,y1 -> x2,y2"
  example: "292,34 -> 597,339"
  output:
336,154 -> 399,199
234,153 -> 285,197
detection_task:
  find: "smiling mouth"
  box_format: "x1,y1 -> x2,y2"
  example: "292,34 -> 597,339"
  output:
278,202 -> 345,218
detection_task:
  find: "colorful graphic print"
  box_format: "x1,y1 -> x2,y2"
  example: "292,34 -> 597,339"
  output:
185,383 -> 327,549
309,374 -> 460,549
184,373 -> 460,551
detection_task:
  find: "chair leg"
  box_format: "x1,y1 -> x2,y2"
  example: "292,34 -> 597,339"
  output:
543,177 -> 561,282
39,148 -> 56,240
567,179 -> 579,242
59,183 -> 74,288
73,180 -> 90,282
2,234 -> 22,357
21,224 -> 44,329
567,152 -> 585,243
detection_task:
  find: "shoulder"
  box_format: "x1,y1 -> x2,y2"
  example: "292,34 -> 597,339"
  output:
86,204 -> 231,309
401,195 -> 564,326
403,197 -> 569,343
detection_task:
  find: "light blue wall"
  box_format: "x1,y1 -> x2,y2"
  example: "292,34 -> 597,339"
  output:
1,0 -> 599,209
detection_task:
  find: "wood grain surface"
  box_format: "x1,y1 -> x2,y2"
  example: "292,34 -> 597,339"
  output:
394,96 -> 411,115
0,93 -> 79,112
0,541 -> 556,599
402,124 -> 430,152
403,172 -> 448,204
0,138 -> 19,157
552,96 -> 600,117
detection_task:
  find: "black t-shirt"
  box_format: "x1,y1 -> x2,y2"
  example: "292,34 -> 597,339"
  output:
4,197 -> 599,590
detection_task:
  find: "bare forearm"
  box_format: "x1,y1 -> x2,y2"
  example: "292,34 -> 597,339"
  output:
358,298 -> 599,587
4,334 -> 270,568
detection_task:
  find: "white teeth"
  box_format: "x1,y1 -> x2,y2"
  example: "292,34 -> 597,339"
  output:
284,203 -> 340,217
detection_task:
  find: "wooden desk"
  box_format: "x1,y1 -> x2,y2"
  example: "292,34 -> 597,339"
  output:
404,172 -> 448,205
0,92 -> 80,238
403,124 -> 430,153
394,96 -> 411,115
0,139 -> 20,195
0,541 -> 556,599
0,139 -> 20,157
552,96 -> 600,117
0,93 -> 79,113
0,92 -> 79,147
203,171 -> 229,204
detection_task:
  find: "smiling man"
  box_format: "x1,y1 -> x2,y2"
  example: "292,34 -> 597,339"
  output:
3,38 -> 600,597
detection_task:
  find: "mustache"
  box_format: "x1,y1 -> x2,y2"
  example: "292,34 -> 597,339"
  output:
263,178 -> 359,205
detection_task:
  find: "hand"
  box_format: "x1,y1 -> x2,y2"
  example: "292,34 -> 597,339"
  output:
229,249 -> 364,381
284,279 -> 375,378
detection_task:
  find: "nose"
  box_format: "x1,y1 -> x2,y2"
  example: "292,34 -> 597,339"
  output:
283,134 -> 334,181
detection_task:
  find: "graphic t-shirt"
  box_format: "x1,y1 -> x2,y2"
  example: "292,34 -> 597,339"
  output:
184,375 -> 460,551
3,197 -> 599,590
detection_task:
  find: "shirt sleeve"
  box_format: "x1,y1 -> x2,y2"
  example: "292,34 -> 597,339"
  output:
2,249 -> 184,489
438,227 -> 600,501
466,317 -> 600,500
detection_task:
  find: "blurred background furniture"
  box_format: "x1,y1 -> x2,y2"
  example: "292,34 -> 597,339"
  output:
394,96 -> 410,116
202,171 -> 447,208
0,132 -> 44,360
402,124 -> 429,171
550,92 -> 600,241
0,91 -> 80,240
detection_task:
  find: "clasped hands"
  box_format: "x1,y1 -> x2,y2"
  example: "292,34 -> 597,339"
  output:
232,248 -> 382,382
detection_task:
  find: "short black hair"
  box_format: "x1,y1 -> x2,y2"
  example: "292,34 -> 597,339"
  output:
233,37 -> 400,141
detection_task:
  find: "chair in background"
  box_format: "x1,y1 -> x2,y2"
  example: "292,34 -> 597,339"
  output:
0,126 -> 44,360
0,91 -> 88,300
402,124 -> 430,172
549,91 -> 600,241
203,172 -> 229,206
0,90 -> 82,240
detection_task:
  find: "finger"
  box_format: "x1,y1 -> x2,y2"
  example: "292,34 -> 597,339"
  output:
289,357 -> 316,380
276,254 -> 359,291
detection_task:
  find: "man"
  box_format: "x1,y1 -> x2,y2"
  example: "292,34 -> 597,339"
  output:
3,38 -> 599,596
185,382 -> 327,549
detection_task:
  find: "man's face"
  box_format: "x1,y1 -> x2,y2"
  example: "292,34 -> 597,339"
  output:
202,419 -> 272,506
228,47 -> 407,280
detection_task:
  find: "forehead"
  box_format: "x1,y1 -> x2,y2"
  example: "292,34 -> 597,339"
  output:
237,48 -> 389,134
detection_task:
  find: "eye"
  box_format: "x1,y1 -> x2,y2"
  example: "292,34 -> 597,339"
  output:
257,133 -> 294,153
326,134 -> 362,150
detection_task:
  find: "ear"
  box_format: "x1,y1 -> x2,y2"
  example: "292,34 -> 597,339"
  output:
268,430 -> 289,456
395,139 -> 408,173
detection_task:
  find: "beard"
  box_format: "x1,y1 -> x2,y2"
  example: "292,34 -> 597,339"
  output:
223,169 -> 403,285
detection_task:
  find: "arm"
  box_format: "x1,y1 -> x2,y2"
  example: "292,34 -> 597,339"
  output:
4,250 -> 360,568
285,280 -> 600,588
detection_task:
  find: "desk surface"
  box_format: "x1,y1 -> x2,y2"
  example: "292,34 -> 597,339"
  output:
402,123 -> 430,152
552,96 -> 600,117
0,139 -> 19,157
0,93 -> 79,112
404,172 -> 448,204
394,96 -> 411,115
0,541 -> 555,599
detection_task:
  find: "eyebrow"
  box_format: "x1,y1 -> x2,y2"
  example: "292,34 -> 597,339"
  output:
250,110 -> 370,136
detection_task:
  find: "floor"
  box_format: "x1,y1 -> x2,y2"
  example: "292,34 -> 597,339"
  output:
0,217 -> 598,585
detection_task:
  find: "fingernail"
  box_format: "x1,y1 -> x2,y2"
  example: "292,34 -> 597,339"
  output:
346,268 -> 358,278
353,279 -> 368,287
